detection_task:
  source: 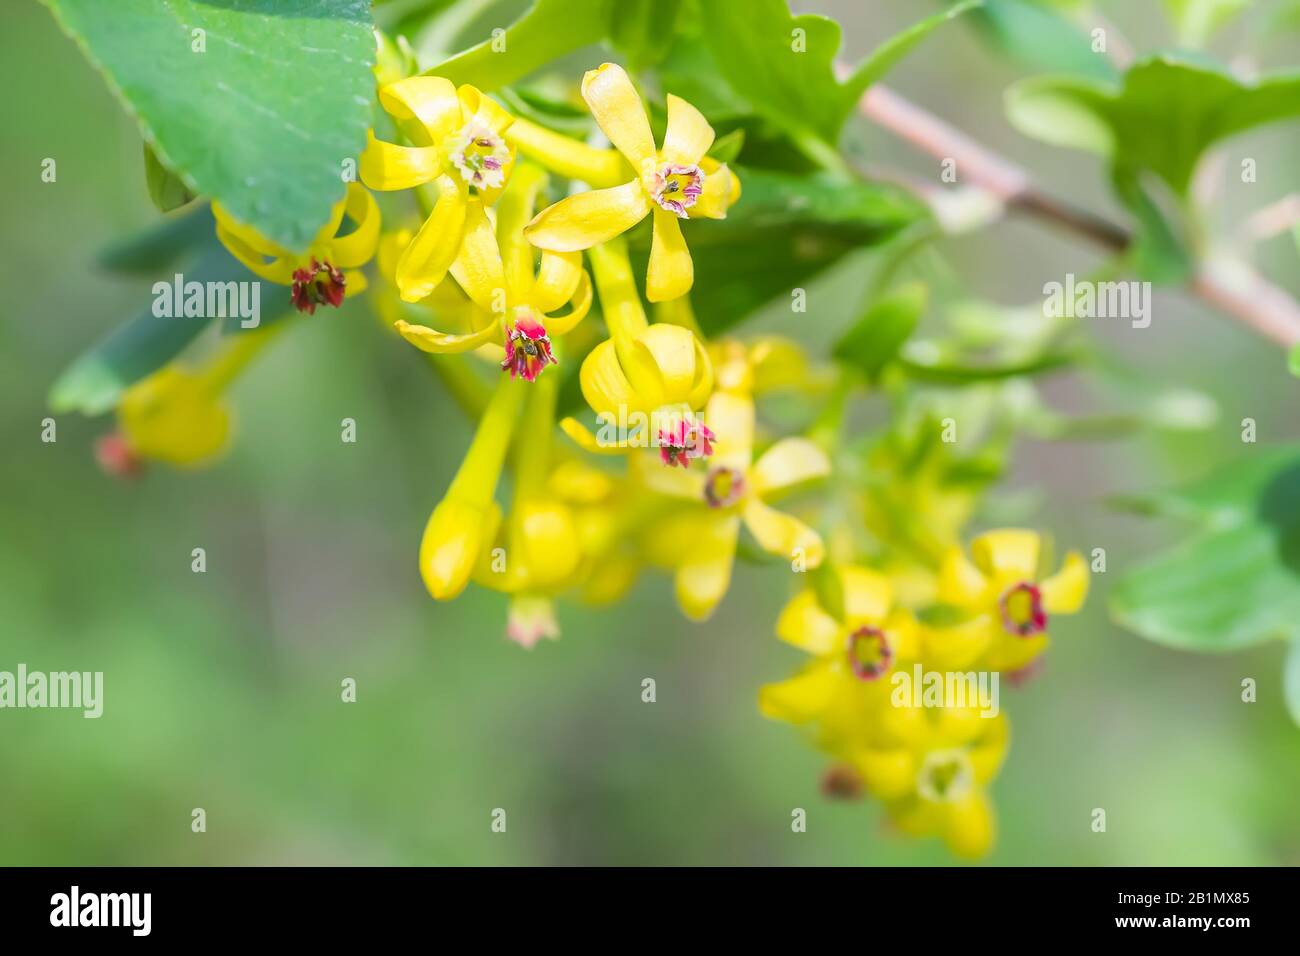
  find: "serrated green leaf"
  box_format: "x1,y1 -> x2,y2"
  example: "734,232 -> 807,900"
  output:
832,283 -> 927,382
143,142 -> 195,212
43,0 -> 374,250
1110,447 -> 1300,652
425,0 -> 610,90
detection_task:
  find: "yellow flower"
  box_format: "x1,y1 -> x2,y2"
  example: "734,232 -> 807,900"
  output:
557,237 -> 713,461
419,376 -> 523,600
214,182 -> 380,314
637,388 -> 830,620
524,63 -> 740,302
929,529 -> 1089,673
391,162 -> 592,381
848,707 -> 1009,859
360,77 -> 516,302
758,566 -> 921,741
101,327 -> 280,473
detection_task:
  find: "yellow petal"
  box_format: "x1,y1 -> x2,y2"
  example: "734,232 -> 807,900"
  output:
214,225 -> 296,284
675,513 -> 741,621
359,131 -> 441,191
524,180 -> 650,252
758,660 -> 838,723
694,160 -> 739,219
685,334 -> 714,409
118,368 -> 231,467
969,714 -> 1009,784
742,497 -> 824,568
394,318 -> 499,354
1041,551 -> 1089,614
581,62 -> 655,173
636,323 -> 699,402
646,208 -> 693,302
514,499 -> 581,588
494,162 -> 547,295
943,792 -> 996,859
662,93 -> 715,167
541,268 -> 592,337
970,529 -> 1041,580
853,748 -> 916,800
706,389 -> 754,470
922,617 -> 996,671
985,632 -> 1049,672
419,497 -> 501,600
775,588 -> 841,655
558,416 -> 628,456
448,199 -> 506,311
211,202 -> 291,261
938,545 -> 990,609
750,437 -> 831,499
840,566 -> 893,625
379,75 -> 463,145
322,183 -> 381,268
456,84 -> 515,135
579,339 -> 639,417
531,250 -> 583,314
396,177 -> 468,302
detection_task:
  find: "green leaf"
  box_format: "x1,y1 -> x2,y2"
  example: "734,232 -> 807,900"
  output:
43,0 -> 375,250
630,167 -> 927,335
702,0 -> 981,145
1006,55 -> 1300,198
425,0 -> 610,90
608,0 -> 682,71
143,142 -> 195,212
1110,447 -> 1300,652
1289,343 -> 1300,377
49,241 -> 274,415
97,204 -> 216,274
1163,0 -> 1250,48
961,0 -> 1116,81
1285,636 -> 1300,726
832,283 -> 927,382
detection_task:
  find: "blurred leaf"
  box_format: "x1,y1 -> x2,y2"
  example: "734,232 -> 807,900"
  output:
833,282 -> 926,382
1163,0 -> 1249,48
959,0 -> 1116,80
143,142 -> 194,212
425,0 -> 609,90
1288,343 -> 1300,377
1286,637 -> 1300,726
631,167 -> 927,335
1111,447 -> 1300,652
702,0 -> 980,145
608,0 -> 682,71
42,0 -> 374,250
97,204 -> 215,274
708,128 -> 745,164
897,343 -> 1076,383
49,242 -> 266,415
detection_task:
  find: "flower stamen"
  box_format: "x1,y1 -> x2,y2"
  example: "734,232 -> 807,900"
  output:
291,258 -> 346,314
449,121 -> 509,192
501,314 -> 557,382
651,163 -> 704,218
658,415 -> 716,468
703,465 -> 745,508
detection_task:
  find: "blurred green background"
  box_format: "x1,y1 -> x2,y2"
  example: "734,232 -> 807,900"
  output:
2,0 -> 1298,865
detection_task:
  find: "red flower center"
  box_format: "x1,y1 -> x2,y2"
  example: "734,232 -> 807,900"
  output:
501,315 -> 556,382
658,415 -> 716,468
846,625 -> 892,681
290,258 -> 346,314
703,466 -> 745,508
999,581 -> 1047,637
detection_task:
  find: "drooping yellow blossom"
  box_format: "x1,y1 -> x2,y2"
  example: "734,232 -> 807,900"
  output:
929,529 -> 1089,674
558,236 -> 713,462
524,63 -> 741,302
360,77 -> 516,302
418,376 -> 523,600
100,327 -> 281,473
390,162 -> 592,381
214,182 -> 380,313
847,706 -> 1009,859
758,566 -> 921,747
637,387 -> 830,620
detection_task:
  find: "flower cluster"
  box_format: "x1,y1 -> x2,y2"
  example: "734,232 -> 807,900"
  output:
104,49 -> 1090,859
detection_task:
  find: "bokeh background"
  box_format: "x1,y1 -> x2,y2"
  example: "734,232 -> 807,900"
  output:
2,0 -> 1298,865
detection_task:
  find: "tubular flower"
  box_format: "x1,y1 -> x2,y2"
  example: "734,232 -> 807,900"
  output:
928,530 -> 1089,673
98,328 -> 280,474
758,567 -> 921,745
557,237 -> 713,461
214,182 -> 380,314
637,387 -> 830,620
360,77 -> 517,302
523,63 -> 741,302
419,377 -> 523,601
391,162 -> 592,381
846,707 -> 1009,860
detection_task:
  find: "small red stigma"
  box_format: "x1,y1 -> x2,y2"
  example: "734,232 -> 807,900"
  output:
847,626 -> 892,681
820,763 -> 865,801
703,465 -> 745,508
999,581 -> 1047,637
290,258 -> 346,314
658,417 -> 716,467
501,316 -> 556,382
95,433 -> 143,479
